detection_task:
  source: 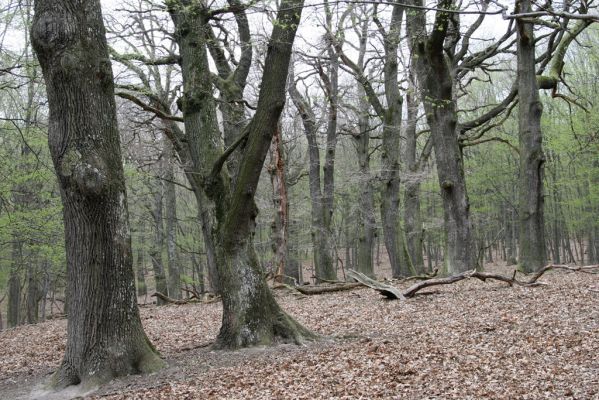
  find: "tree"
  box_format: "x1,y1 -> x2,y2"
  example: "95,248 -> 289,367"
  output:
515,0 -> 547,272
167,0 -> 314,348
31,0 -> 164,388
335,3 -> 408,277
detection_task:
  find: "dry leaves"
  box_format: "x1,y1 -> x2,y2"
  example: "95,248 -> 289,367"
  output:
1,264 -> 598,399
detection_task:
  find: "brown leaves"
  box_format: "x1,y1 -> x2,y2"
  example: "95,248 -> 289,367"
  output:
1,264 -> 598,399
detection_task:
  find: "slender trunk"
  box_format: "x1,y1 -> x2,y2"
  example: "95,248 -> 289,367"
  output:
289,76 -> 335,282
136,227 -> 148,298
32,0 -> 163,387
40,261 -> 50,322
7,242 -> 21,328
354,88 -> 376,277
320,0 -> 339,281
404,88 -> 425,274
269,125 -> 289,283
150,179 -> 168,303
516,0 -> 546,272
26,260 -> 40,324
164,140 -> 181,299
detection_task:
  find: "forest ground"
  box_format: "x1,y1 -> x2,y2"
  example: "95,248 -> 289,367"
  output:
0,263 -> 598,399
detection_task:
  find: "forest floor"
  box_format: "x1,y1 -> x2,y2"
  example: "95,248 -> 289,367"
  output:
0,263 -> 598,399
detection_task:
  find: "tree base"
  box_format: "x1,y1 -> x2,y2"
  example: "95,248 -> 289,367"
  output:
49,345 -> 165,390
213,308 -> 317,350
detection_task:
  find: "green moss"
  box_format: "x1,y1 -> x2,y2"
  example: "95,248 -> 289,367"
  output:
60,147 -> 81,177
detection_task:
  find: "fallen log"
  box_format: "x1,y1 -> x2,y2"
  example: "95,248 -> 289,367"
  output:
347,270 -> 405,300
296,282 -> 363,295
273,282 -> 363,295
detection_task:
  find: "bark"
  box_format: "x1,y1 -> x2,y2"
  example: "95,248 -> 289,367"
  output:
406,0 -> 477,274
31,0 -> 164,387
164,140 -> 181,299
516,0 -> 547,272
149,178 -> 168,304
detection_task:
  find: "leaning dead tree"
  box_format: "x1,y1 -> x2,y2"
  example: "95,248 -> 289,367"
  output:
349,264 -> 599,300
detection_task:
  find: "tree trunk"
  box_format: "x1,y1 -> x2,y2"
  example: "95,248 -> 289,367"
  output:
354,87 -> 376,277
136,226 -> 148,298
407,0 -> 477,274
404,86 -> 425,274
26,260 -> 40,324
516,0 -> 546,272
32,0 -> 163,387
164,140 -> 181,299
269,125 -> 290,284
168,0 -> 313,349
379,7 -> 409,278
7,244 -> 21,328
149,178 -> 168,303
289,75 -> 336,282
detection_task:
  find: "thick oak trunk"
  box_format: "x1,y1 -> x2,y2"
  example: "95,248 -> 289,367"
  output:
32,0 -> 163,388
406,0 -> 477,274
516,0 -> 546,272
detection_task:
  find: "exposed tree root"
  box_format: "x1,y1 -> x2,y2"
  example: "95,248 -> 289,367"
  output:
350,264 -> 599,300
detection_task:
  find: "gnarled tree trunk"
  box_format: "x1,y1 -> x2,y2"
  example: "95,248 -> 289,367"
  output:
32,0 -> 163,388
407,0 -> 477,274
168,0 -> 314,349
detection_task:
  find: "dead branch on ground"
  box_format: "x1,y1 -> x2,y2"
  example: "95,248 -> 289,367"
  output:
347,270 -> 405,300
350,264 -> 599,300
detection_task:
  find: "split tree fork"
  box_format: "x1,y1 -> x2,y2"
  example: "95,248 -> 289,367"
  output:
31,0 -> 164,389
166,0 -> 314,348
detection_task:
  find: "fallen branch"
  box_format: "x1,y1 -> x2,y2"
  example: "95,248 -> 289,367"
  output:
396,268 -> 439,283
181,287 -> 201,300
347,270 -> 405,300
152,292 -> 194,305
296,283 -> 363,295
273,282 -> 363,295
355,264 -> 599,300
